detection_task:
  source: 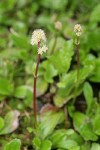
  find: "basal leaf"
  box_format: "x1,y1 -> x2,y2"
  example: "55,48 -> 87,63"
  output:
51,129 -> 83,149
4,139 -> 21,150
39,111 -> 65,139
0,110 -> 20,135
83,82 -> 93,113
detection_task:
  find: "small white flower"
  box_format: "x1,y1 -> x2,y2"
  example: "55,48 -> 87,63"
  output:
30,29 -> 46,45
55,21 -> 62,30
38,45 -> 48,55
74,24 -> 82,36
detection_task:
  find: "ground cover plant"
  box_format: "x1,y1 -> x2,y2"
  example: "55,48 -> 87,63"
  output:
0,0 -> 100,149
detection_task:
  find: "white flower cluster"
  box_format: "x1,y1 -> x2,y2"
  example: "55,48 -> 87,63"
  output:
30,29 -> 48,55
74,24 -> 82,36
31,29 -> 46,45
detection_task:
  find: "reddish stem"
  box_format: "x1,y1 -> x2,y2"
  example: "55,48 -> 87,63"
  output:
76,43 -> 80,80
73,37 -> 80,104
33,42 -> 40,128
75,36 -> 80,81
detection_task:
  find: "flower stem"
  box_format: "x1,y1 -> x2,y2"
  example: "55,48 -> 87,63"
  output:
76,37 -> 80,81
33,42 -> 40,128
73,37 -> 80,104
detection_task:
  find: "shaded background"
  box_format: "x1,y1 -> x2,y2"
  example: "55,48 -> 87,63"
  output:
0,0 -> 100,149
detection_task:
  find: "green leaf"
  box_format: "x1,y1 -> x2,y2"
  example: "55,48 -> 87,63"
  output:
41,61 -> 57,83
57,140 -> 78,149
48,37 -> 65,54
51,129 -> 83,149
41,140 -> 52,150
51,130 -> 79,149
90,4 -> 100,22
90,58 -> 100,82
0,117 -> 4,130
51,129 -> 72,147
69,146 -> 80,150
83,82 -> 93,113
73,112 -> 98,141
11,33 -> 29,49
54,64 -> 94,107
25,77 -> 48,98
0,48 -> 22,61
41,0 -> 68,10
49,40 -> 74,74
14,85 -> 32,99
73,112 -> 87,131
0,110 -> 20,135
80,123 -> 98,141
78,65 -> 94,84
54,71 -> 76,107
27,127 -> 34,133
57,149 -> 65,150
39,111 -> 65,139
36,14 -> 51,26
33,138 -> 52,150
36,77 -> 48,97
86,29 -> 100,50
92,115 -> 100,135
4,139 -> 21,150
33,137 -> 41,150
7,0 -> 16,10
0,78 -> 13,96
80,142 -> 91,150
91,143 -> 100,150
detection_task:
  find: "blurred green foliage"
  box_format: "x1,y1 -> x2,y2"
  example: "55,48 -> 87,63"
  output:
0,0 -> 100,149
